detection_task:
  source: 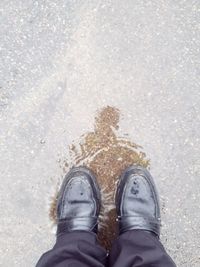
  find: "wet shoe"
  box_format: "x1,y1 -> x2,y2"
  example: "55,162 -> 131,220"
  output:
116,166 -> 161,237
56,166 -> 101,235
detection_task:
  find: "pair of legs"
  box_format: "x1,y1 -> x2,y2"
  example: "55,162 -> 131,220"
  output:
36,166 -> 176,267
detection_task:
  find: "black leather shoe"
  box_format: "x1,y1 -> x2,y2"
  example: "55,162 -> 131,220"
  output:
56,166 -> 101,235
116,166 -> 161,237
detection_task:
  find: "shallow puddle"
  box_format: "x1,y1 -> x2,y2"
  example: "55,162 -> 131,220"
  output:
50,106 -> 150,249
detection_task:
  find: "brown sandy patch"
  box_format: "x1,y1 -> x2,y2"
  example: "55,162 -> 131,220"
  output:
49,106 -> 150,249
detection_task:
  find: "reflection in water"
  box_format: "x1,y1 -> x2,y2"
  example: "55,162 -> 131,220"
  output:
50,106 -> 149,249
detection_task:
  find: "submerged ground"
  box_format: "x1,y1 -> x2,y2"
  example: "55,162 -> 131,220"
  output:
0,1 -> 200,266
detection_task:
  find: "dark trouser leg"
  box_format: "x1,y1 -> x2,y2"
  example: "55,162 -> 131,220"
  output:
36,231 -> 107,267
109,230 -> 177,267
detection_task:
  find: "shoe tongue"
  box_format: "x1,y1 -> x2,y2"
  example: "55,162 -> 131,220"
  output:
60,177 -> 95,219
123,174 -> 156,218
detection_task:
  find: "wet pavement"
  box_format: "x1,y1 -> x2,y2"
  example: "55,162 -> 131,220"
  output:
0,1 -> 200,266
